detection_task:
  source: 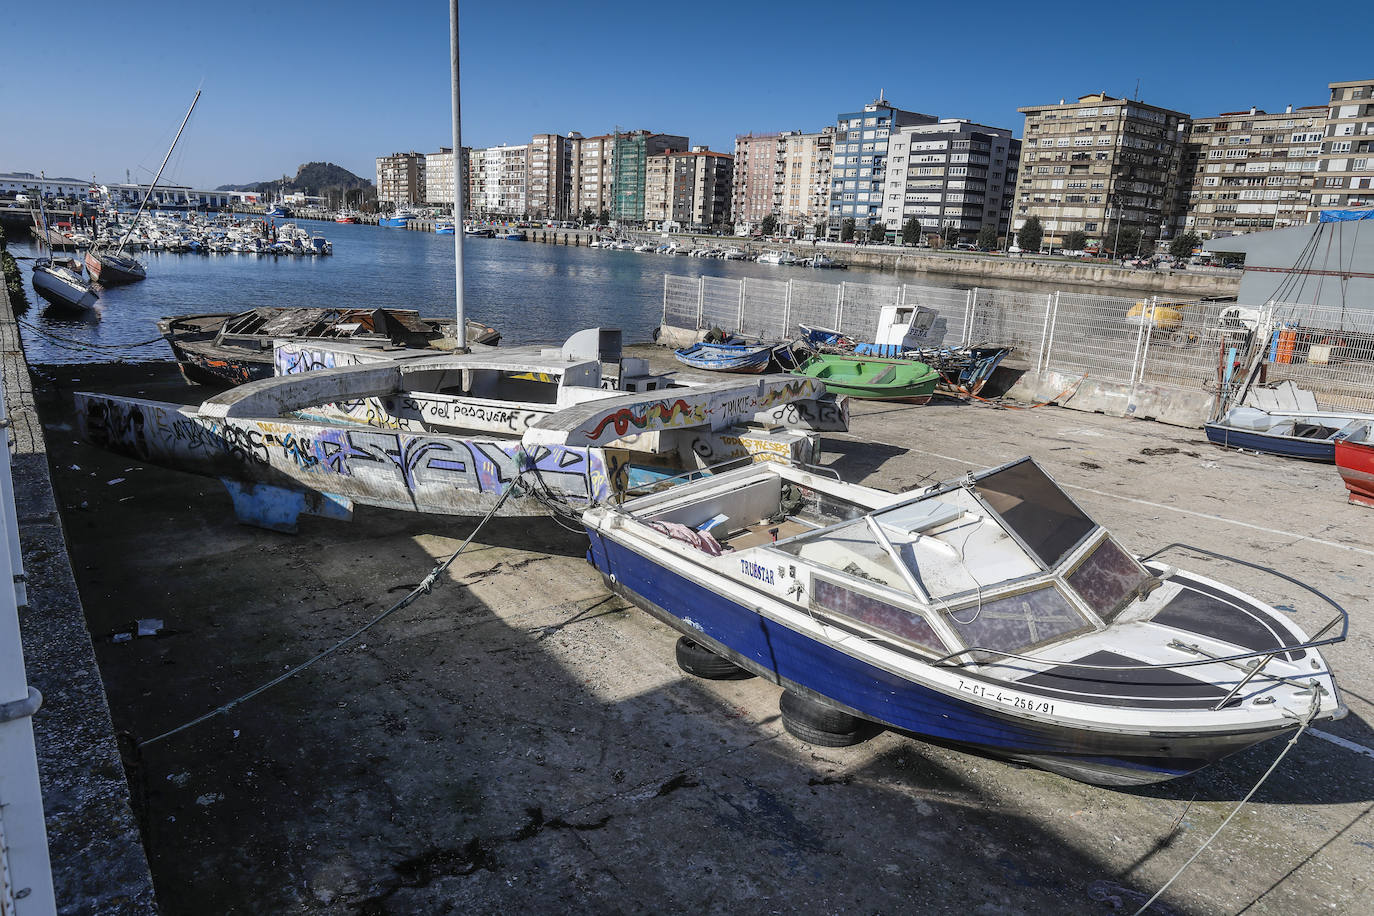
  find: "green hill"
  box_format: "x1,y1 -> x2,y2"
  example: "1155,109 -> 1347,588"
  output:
217,162 -> 371,194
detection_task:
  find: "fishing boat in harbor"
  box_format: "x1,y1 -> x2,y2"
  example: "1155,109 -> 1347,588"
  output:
158,306 -> 501,387
334,212 -> 359,224
463,224 -> 494,238
503,228 -> 527,241
791,352 -> 939,402
581,456 -> 1346,785
379,209 -> 418,228
75,328 -> 848,528
1335,421 -> 1374,506
435,220 -> 455,234
674,341 -> 776,374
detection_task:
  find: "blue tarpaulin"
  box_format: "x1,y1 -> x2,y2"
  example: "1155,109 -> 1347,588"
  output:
1318,208 -> 1374,222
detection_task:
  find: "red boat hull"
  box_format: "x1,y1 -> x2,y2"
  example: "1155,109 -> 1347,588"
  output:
1335,438 -> 1374,507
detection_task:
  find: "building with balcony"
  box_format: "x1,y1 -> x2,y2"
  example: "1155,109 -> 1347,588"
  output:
528,133 -> 574,221
570,133 -> 614,219
732,132 -> 781,230
779,128 -> 835,235
878,120 -> 1020,243
611,131 -> 688,225
376,151 -> 427,207
828,95 -> 938,236
1011,93 -> 1189,253
1182,106 -> 1326,238
1310,78 -> 1374,215
424,147 -> 472,209
469,144 -> 528,218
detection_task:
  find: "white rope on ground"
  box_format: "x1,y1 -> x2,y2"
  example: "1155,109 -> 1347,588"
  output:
138,476 -> 522,748
1131,695 -> 1322,915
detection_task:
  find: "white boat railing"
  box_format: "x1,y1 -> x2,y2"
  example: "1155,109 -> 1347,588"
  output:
0,384 -> 56,915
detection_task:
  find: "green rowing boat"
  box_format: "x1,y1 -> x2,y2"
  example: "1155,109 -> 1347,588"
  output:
790,353 -> 939,402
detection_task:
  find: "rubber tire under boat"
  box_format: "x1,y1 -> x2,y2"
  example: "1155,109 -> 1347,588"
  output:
779,690 -> 875,748
674,636 -> 754,680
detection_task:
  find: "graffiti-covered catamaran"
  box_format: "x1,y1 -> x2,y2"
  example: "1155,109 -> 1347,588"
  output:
76,329 -> 848,530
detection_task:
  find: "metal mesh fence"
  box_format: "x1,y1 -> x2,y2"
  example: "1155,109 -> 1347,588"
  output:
967,289 -> 1052,360
1044,291 -> 1148,382
700,276 -> 740,332
659,273 -> 1374,416
662,275 -> 698,329
902,285 -> 972,349
839,282 -> 899,341
1262,301 -> 1374,411
738,278 -> 790,340
789,278 -> 843,336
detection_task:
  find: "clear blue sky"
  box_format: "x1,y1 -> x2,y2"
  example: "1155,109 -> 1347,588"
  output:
0,0 -> 1352,189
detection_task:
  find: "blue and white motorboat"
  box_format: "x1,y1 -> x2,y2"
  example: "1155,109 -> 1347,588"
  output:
798,324 -> 852,348
265,205 -> 290,219
435,220 -> 455,234
504,229 -> 527,241
674,341 -> 775,374
582,457 -> 1345,786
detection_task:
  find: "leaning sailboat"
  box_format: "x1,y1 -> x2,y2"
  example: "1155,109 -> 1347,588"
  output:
87,90 -> 202,286
31,174 -> 98,312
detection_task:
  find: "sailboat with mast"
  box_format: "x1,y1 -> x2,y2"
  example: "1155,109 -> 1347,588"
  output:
31,174 -> 99,312
86,91 -> 202,286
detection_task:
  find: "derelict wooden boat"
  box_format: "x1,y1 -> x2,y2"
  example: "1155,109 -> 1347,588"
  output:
158,306 -> 502,387
674,341 -> 774,374
582,457 -> 1346,785
790,352 -> 939,403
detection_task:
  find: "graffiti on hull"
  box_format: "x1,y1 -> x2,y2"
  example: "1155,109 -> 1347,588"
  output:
77,395 -> 611,511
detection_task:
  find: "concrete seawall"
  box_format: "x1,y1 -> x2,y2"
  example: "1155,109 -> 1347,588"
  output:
1,285 -> 157,912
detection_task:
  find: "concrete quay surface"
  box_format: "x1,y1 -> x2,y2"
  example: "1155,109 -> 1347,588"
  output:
30,351 -> 1374,915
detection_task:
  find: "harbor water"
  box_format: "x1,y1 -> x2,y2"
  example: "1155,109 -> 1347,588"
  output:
13,220 -> 914,364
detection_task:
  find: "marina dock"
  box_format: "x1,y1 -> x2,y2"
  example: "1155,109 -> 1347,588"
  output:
9,264 -> 1374,911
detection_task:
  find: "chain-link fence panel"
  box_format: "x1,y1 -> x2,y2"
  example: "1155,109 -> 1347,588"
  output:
1044,291 -> 1149,382
663,275 -> 700,330
700,276 -> 742,334
738,277 -> 790,341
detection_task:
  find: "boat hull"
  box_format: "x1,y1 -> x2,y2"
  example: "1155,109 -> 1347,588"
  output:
32,266 -> 99,311
1204,422 -> 1336,462
674,343 -> 773,374
1336,437 -> 1374,506
586,528 -> 1293,785
379,217 -> 412,228
84,251 -> 146,286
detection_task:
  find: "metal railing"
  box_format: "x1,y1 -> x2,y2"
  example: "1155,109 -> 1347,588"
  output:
0,384 -> 55,916
661,273 -> 1374,417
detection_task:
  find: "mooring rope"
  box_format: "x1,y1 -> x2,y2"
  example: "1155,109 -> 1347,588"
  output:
1131,694 -> 1322,915
138,476 -> 521,748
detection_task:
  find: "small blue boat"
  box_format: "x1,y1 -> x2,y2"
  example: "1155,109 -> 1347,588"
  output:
798,324 -> 852,348
1205,407 -> 1368,462
674,341 -> 775,373
379,215 -> 413,228
435,220 -> 455,234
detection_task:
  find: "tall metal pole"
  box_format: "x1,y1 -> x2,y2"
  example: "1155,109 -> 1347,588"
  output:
451,0 -> 468,349
117,90 -> 200,256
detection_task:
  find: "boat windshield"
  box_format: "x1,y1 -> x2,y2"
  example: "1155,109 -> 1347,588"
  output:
971,459 -> 1097,568
775,519 -> 914,594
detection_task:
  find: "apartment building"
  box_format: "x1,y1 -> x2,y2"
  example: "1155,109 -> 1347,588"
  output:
1012,93 -> 1189,252
879,120 -> 1020,242
644,147 -> 733,229
828,95 -> 939,236
375,151 -> 426,207
1182,106 -> 1326,238
644,152 -> 673,225
424,147 -> 472,208
570,133 -> 614,218
528,133 -> 574,221
1311,78 -> 1374,214
611,131 -> 688,224
732,132 -> 781,228
779,128 -> 835,233
469,144 -> 528,217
